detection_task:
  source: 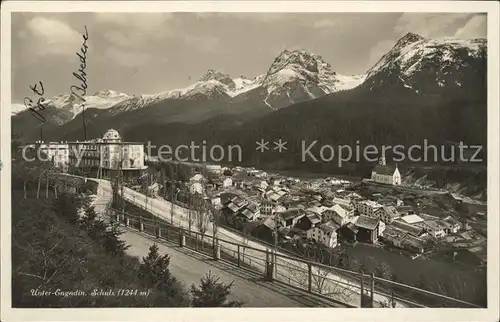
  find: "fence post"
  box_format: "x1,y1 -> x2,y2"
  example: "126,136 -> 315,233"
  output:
370,273 -> 375,308
360,271 -> 364,308
237,245 -> 241,267
125,217 -> 130,227
308,263 -> 312,293
213,238 -> 220,261
179,232 -> 185,247
265,249 -> 274,281
139,220 -> 144,232
156,227 -> 161,239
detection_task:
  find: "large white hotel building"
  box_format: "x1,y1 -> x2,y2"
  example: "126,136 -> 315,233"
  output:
28,129 -> 147,179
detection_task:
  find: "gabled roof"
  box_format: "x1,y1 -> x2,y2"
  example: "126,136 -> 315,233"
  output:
332,204 -> 349,218
401,214 -> 424,224
319,220 -> 340,234
378,206 -> 401,219
401,234 -> 426,249
227,202 -> 242,213
246,202 -> 258,212
333,197 -> 353,208
239,208 -> 255,219
393,220 -> 425,236
358,200 -> 383,209
190,174 -> 205,182
355,215 -> 379,230
305,211 -> 322,224
372,165 -> 397,176
279,208 -> 305,221
262,218 -> 276,230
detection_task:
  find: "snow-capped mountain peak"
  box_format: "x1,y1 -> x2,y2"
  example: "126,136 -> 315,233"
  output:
260,49 -> 365,109
12,49 -> 368,118
365,33 -> 486,94
93,89 -> 130,99
394,32 -> 425,48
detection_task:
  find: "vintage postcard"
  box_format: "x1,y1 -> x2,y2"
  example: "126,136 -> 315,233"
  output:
1,1 -> 499,321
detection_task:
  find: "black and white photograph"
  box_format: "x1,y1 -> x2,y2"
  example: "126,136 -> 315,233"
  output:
1,1 -> 499,321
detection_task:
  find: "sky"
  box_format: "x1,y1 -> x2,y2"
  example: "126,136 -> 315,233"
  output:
11,12 -> 486,103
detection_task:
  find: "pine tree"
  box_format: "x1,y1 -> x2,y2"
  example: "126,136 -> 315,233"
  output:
190,270 -> 242,307
138,243 -> 190,306
139,244 -> 173,290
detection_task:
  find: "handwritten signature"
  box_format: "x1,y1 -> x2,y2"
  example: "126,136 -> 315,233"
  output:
24,81 -> 47,122
70,25 -> 89,101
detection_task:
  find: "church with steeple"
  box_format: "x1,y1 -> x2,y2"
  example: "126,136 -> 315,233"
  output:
370,157 -> 401,186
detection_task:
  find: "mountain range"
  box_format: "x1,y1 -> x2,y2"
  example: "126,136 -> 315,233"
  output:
13,32 -> 487,175
12,49 -> 366,121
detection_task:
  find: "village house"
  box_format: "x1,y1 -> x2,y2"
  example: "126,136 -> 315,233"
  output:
324,204 -> 354,227
442,216 -> 462,234
222,196 -> 261,229
252,218 -> 276,244
222,196 -> 248,225
356,200 -> 383,217
222,177 -> 233,188
378,195 -> 404,207
189,174 -> 206,195
392,219 -> 427,237
400,214 -> 424,225
296,211 -> 322,231
378,220 -> 386,236
354,215 -> 380,243
338,222 -> 359,242
211,196 -> 222,209
370,157 -> 401,186
209,177 -> 233,190
381,225 -> 407,248
260,200 -> 274,215
277,208 -> 306,228
332,197 -> 355,211
418,220 -> 447,238
265,188 -> 287,203
254,180 -> 269,191
237,203 -> 261,223
381,226 -> 425,254
307,220 -> 339,249
396,205 -> 415,216
374,206 -> 401,224
400,234 -> 426,254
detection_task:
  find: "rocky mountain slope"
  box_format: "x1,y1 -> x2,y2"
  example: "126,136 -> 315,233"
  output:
363,32 -> 486,95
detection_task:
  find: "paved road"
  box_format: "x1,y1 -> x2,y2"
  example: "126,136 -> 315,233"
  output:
92,179 -> 412,307
90,180 -> 337,307
121,229 -> 335,307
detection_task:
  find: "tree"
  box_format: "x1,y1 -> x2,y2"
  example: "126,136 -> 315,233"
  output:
79,205 -> 128,256
190,271 -> 242,307
138,244 -> 189,306
139,244 -> 173,290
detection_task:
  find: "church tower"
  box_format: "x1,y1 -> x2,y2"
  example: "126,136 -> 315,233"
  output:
379,156 -> 386,166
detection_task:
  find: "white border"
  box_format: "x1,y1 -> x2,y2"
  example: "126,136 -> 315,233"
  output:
1,1 -> 499,322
